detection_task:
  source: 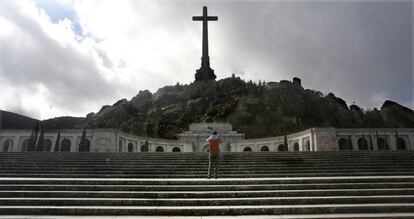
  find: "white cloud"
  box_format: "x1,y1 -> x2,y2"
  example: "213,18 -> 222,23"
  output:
0,0 -> 126,119
0,0 -> 412,120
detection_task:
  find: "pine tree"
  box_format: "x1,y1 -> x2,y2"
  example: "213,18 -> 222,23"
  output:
78,129 -> 89,152
142,140 -> 149,152
28,122 -> 39,151
26,130 -> 35,152
36,128 -> 45,151
395,130 -> 400,149
284,133 -> 288,150
369,132 -> 374,150
54,131 -> 61,152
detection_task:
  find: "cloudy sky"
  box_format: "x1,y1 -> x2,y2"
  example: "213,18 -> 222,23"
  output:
0,0 -> 412,120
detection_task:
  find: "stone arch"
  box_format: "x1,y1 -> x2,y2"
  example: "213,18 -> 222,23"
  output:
43,139 -> 52,151
156,146 -> 164,152
377,137 -> 389,150
278,144 -> 288,151
61,139 -> 71,152
118,140 -> 123,152
338,138 -> 352,151
357,138 -> 368,150
172,147 -> 181,152
128,143 -> 134,152
78,139 -> 91,152
243,147 -> 252,152
260,145 -> 269,152
1,139 -> 13,152
397,137 -> 406,150
303,140 -> 310,151
21,139 -> 30,152
292,142 -> 300,151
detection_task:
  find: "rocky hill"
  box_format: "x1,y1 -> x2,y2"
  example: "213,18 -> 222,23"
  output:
1,76 -> 413,139
83,76 -> 414,139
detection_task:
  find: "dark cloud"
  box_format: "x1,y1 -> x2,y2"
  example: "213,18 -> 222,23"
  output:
203,1 -> 413,109
0,0 -> 412,120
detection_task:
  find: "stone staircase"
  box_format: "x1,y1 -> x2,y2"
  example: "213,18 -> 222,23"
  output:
0,151 -> 413,217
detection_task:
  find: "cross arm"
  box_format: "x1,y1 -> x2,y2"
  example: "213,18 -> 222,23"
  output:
192,16 -> 203,21
192,16 -> 218,21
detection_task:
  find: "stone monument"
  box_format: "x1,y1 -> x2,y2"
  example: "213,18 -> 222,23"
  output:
178,123 -> 244,152
193,6 -> 218,82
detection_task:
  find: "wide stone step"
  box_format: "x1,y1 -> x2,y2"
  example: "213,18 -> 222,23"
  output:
0,203 -> 413,215
2,154 -> 413,159
2,172 -> 414,178
1,161 -> 414,169
2,176 -> 413,185
0,195 -> 413,206
4,159 -> 413,163
2,188 -> 414,198
2,167 -> 413,174
2,182 -> 414,191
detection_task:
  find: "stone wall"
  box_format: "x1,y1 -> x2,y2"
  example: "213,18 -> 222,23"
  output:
1,126 -> 413,152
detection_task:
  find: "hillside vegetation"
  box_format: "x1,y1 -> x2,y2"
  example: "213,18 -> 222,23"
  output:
2,76 -> 412,138
81,76 -> 414,139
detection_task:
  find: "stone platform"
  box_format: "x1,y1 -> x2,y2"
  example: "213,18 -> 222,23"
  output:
0,152 -> 413,217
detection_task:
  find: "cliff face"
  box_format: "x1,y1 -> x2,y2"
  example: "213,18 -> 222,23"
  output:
2,77 -> 413,139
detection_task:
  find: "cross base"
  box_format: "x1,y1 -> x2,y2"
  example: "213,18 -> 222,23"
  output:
195,66 -> 216,82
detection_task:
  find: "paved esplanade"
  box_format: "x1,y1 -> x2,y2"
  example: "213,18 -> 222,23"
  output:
193,6 -> 218,82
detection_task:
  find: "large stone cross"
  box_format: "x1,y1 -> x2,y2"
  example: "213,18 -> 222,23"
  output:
193,6 -> 218,82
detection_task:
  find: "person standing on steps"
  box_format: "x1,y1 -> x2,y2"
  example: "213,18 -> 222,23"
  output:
207,130 -> 221,179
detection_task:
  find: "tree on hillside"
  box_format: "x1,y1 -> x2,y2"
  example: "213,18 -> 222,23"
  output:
78,129 -> 90,152
36,128 -> 45,151
28,122 -> 39,151
54,131 -> 61,152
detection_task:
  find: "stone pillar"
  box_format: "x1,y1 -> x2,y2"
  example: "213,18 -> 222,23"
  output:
371,133 -> 378,151
70,137 -> 76,152
270,142 -> 275,152
408,135 -> 414,150
311,130 -> 317,151
74,135 -> 79,152
230,143 -> 237,152
183,143 -> 192,152
12,136 -> 19,152
389,132 -> 396,150
351,135 -> 358,151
